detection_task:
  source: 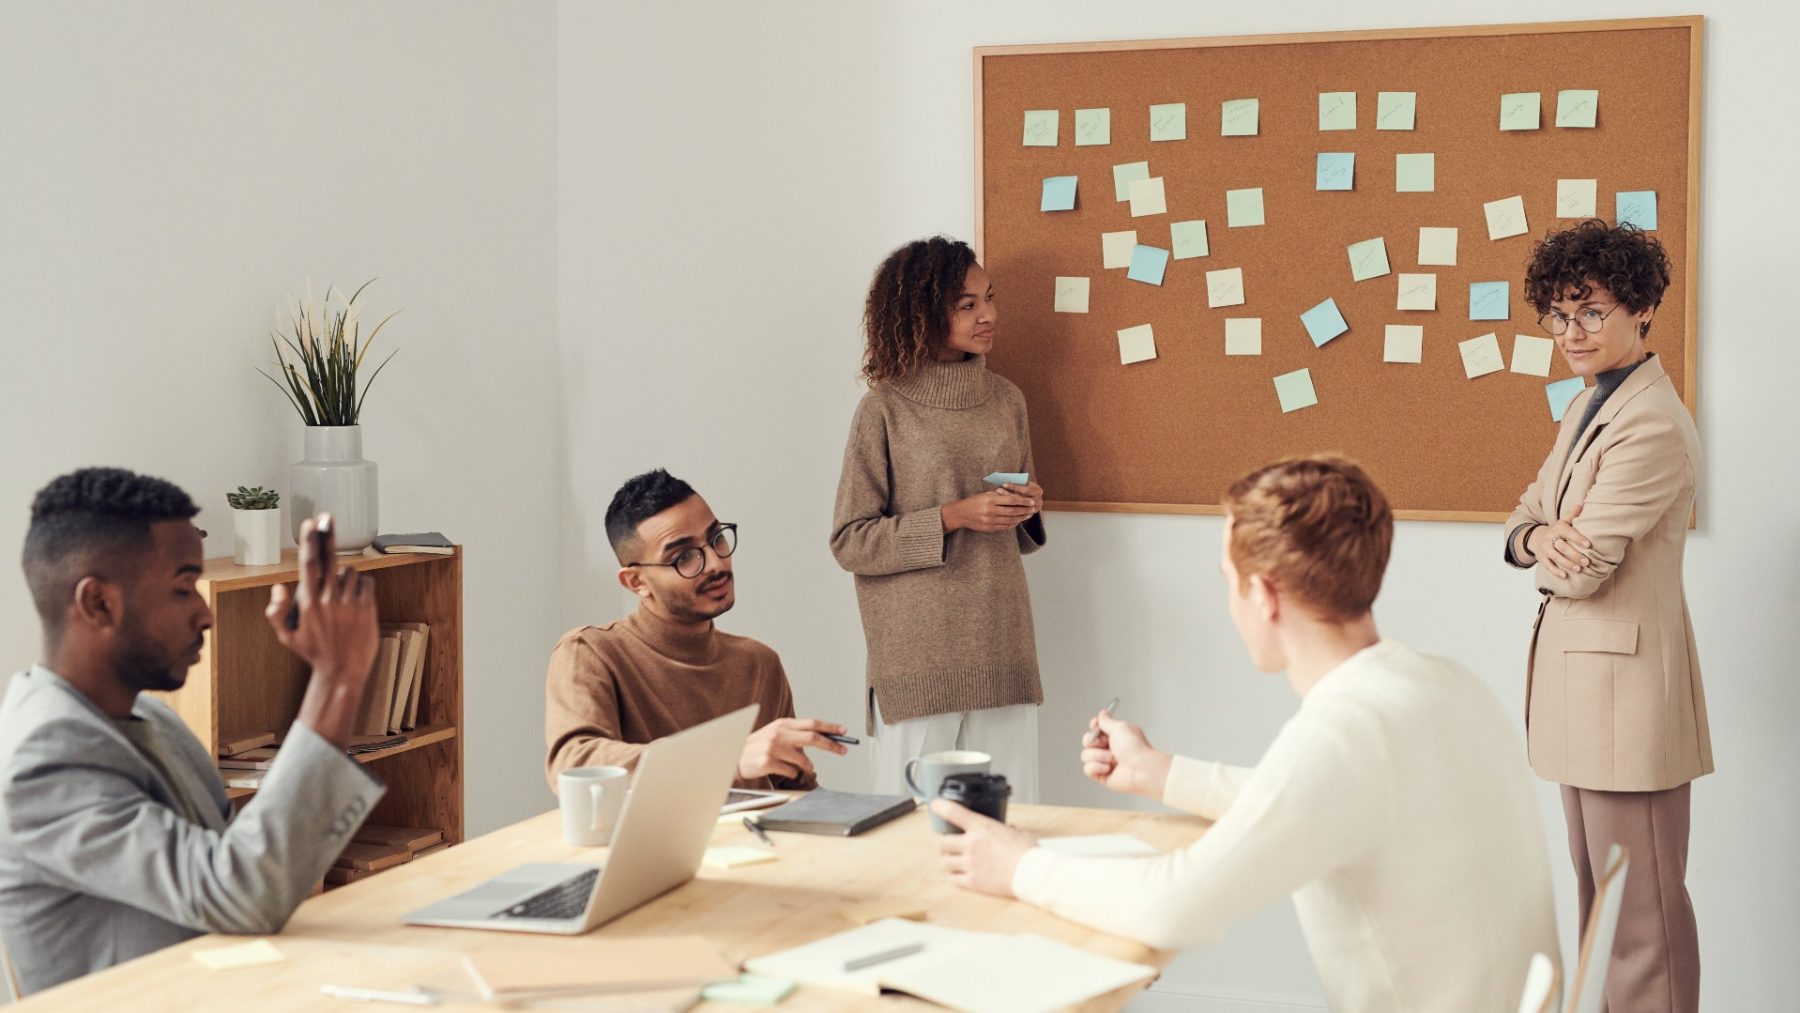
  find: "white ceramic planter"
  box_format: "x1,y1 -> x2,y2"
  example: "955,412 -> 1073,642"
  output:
290,425 -> 378,552
232,508 -> 283,566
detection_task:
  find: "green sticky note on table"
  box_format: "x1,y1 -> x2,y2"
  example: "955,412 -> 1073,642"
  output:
1469,281 -> 1510,321
1075,107 -> 1111,146
1316,152 -> 1354,191
1347,237 -> 1390,282
1500,93 -> 1540,131
1274,368 -> 1319,413
703,974 -> 798,1005
1112,161 -> 1149,202
1616,190 -> 1658,230
1023,109 -> 1059,146
1395,153 -> 1434,193
1226,187 -> 1264,227
1556,90 -> 1599,128
1301,298 -> 1349,346
1149,102 -> 1187,141
1040,176 -> 1076,212
1221,98 -> 1259,136
1318,91 -> 1356,130
1377,91 -> 1416,130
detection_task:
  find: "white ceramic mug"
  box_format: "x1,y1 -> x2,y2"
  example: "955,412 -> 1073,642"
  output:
558,765 -> 629,846
903,750 -> 992,833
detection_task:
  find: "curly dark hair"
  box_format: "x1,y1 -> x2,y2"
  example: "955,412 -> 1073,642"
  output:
1524,219 -> 1672,325
22,467 -> 200,640
604,468 -> 696,559
861,236 -> 979,385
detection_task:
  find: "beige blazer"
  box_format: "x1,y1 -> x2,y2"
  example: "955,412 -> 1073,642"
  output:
1504,354 -> 1711,791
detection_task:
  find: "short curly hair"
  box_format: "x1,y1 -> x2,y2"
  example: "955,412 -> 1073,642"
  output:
1524,219 -> 1672,323
861,236 -> 979,385
22,467 -> 200,641
1222,456 -> 1393,623
604,468 -> 696,560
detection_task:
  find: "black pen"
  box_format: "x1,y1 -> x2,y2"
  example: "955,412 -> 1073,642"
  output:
742,816 -> 775,848
823,732 -> 860,746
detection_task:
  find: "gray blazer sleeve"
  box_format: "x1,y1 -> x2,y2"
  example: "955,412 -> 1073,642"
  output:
4,717 -> 383,935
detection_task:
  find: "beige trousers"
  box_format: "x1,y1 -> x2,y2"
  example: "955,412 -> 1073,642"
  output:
1561,783 -> 1700,1013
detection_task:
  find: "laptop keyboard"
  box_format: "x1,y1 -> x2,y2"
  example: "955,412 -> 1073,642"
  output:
495,868 -> 599,921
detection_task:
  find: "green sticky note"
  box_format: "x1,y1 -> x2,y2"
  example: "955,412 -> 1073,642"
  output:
1112,161 -> 1149,202
1275,368 -> 1319,413
1226,187 -> 1265,227
1023,109 -> 1058,146
702,974 -> 798,1005
1395,153 -> 1434,193
1075,107 -> 1110,146
1500,92 -> 1540,131
1170,219 -> 1209,260
1149,102 -> 1187,141
1377,91 -> 1416,130
1221,98 -> 1259,136
1556,90 -> 1598,128
1347,237 -> 1390,282
1318,91 -> 1356,131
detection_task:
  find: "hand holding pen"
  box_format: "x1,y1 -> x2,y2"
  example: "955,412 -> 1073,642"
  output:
1080,697 -> 1173,801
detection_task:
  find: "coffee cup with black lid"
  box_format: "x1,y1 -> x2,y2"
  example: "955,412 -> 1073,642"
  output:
936,772 -> 1011,834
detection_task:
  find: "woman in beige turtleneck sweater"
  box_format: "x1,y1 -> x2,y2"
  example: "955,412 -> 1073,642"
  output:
830,236 -> 1048,801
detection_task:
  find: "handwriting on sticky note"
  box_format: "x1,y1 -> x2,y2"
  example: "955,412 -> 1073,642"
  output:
1395,153 -> 1434,193
1118,324 -> 1156,365
193,939 -> 285,970
1225,317 -> 1262,356
1275,369 -> 1318,413
1557,179 -> 1598,218
1396,273 -> 1436,311
1170,219 -> 1209,260
1221,98 -> 1259,136
1459,333 -> 1504,378
1226,188 -> 1264,227
1556,89 -> 1598,128
1316,152 -> 1354,191
1616,190 -> 1657,230
1384,324 -> 1424,363
1377,91 -> 1416,130
1419,227 -> 1458,266
1318,92 -> 1355,131
1053,276 -> 1089,314
1023,110 -> 1058,147
1205,267 -> 1245,308
1075,107 -> 1110,146
1149,102 -> 1186,141
1500,92 -> 1541,131
1347,238 -> 1390,282
1469,281 -> 1510,321
1484,196 -> 1528,240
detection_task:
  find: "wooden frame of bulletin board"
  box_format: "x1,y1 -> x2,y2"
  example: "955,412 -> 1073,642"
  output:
975,17 -> 1701,521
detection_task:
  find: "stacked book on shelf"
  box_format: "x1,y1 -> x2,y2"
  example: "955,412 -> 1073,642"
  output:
358,621 -> 432,737
326,824 -> 449,886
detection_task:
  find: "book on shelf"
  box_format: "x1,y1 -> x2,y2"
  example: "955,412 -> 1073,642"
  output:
217,747 -> 280,771
380,621 -> 429,733
363,532 -> 454,556
333,840 -> 413,873
355,635 -> 402,738
221,769 -> 270,790
346,734 -> 406,755
324,865 -> 370,886
353,825 -> 444,851
216,730 -> 276,758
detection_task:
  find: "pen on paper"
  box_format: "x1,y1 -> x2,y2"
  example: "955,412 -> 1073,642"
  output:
743,816 -> 775,848
843,942 -> 925,972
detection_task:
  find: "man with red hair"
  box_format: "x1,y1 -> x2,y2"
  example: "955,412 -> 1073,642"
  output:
936,456 -> 1558,1013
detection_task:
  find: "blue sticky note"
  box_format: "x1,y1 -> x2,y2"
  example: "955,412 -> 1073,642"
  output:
1316,152 -> 1355,191
1040,175 -> 1077,212
1300,298 -> 1349,346
1546,377 -> 1588,422
1469,281 -> 1510,321
1127,244 -> 1170,286
984,471 -> 1028,486
1616,190 -> 1657,230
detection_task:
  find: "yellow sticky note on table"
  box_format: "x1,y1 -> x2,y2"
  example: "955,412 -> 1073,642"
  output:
1347,238 -> 1390,282
1054,277 -> 1090,314
1221,98 -> 1259,136
1397,273 -> 1437,311
1023,110 -> 1058,147
1377,91 -> 1416,130
193,939 -> 285,970
1149,102 -> 1186,141
1075,107 -> 1111,146
1500,92 -> 1540,131
1118,324 -> 1157,365
1101,230 -> 1138,269
1418,227 -> 1458,266
1484,196 -> 1528,240
1205,267 -> 1245,308
1384,324 -> 1424,364
1511,334 -> 1555,376
1557,179 -> 1598,218
704,846 -> 778,869
1459,333 -> 1504,378
1128,176 -> 1167,217
1556,90 -> 1599,128
1318,91 -> 1356,130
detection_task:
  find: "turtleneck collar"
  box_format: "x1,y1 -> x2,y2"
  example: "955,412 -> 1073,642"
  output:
623,606 -> 719,666
887,354 -> 994,410
1593,351 -> 1651,400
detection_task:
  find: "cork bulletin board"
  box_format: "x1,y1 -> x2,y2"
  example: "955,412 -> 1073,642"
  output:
975,17 -> 1701,520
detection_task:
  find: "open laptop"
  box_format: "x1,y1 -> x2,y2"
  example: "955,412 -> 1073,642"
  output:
404,704 -> 755,934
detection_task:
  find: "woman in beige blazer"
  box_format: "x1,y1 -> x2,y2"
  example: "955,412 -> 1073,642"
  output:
1503,220 -> 1707,1013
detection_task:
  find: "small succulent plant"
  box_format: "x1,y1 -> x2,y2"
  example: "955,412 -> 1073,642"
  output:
226,486 -> 280,510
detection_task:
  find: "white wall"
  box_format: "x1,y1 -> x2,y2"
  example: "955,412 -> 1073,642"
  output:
0,1 -> 562,837
557,2 -> 1800,1010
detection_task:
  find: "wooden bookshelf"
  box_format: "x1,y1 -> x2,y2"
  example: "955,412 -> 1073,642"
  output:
156,548 -> 464,846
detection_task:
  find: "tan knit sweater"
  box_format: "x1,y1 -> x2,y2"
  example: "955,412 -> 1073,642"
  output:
830,355 -> 1046,732
543,607 -> 816,792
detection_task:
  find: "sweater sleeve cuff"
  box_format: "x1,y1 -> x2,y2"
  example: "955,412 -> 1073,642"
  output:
1504,522 -> 1539,569
1161,755 -> 1244,820
895,509 -> 946,570
1011,846 -> 1059,904
1017,513 -> 1047,555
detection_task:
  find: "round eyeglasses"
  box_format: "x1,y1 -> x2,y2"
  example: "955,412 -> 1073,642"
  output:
1538,303 -> 1622,336
626,523 -> 737,579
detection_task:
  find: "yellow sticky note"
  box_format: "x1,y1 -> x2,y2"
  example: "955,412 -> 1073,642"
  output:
1118,324 -> 1157,365
703,846 -> 778,869
1101,230 -> 1138,269
1556,90 -> 1599,128
1557,179 -> 1598,218
1149,102 -> 1186,141
1377,91 -> 1416,130
1054,277 -> 1090,314
1511,334 -> 1555,376
1418,227 -> 1458,266
1205,267 -> 1245,308
1224,318 -> 1262,356
1384,324 -> 1424,364
1500,92 -> 1541,131
1318,91 -> 1356,131
1221,98 -> 1259,136
193,939 -> 285,970
1128,176 -> 1167,217
1074,107 -> 1111,146
1484,196 -> 1528,240
1396,273 -> 1437,311
1347,238 -> 1390,282
1023,110 -> 1058,147
1459,333 -> 1504,378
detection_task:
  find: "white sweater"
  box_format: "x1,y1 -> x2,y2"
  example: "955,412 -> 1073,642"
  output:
1013,640 -> 1558,1013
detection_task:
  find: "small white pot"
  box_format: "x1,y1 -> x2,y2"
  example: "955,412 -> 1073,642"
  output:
233,508 -> 283,566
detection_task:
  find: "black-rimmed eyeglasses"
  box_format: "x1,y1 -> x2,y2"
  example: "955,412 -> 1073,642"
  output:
626,523 -> 737,579
1539,303 -> 1623,336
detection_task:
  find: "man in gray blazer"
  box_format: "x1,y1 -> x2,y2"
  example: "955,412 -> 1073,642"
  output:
0,468 -> 386,995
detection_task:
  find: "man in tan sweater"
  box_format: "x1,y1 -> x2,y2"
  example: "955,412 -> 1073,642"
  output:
545,469 -> 846,792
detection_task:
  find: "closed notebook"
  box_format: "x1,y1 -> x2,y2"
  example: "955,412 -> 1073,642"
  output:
462,936 -> 736,1000
752,790 -> 914,837
370,532 -> 455,555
